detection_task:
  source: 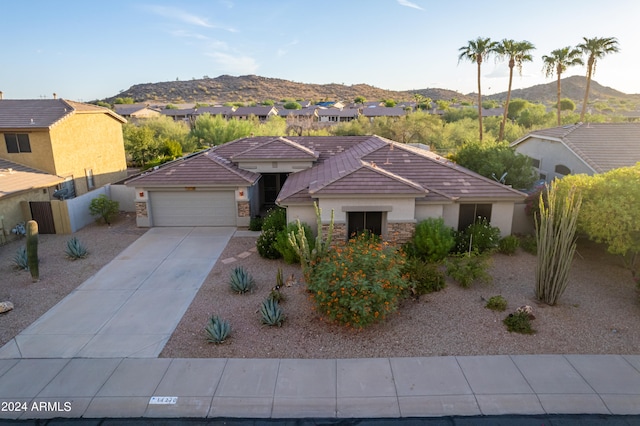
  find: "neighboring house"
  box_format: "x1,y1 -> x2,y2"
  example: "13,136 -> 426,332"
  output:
160,108 -> 195,122
362,107 -> 409,121
511,123 -> 640,182
194,106 -> 235,119
230,106 -> 278,121
114,104 -> 161,120
0,99 -> 127,198
0,158 -> 64,241
317,108 -> 360,123
278,106 -> 319,122
127,135 -> 525,241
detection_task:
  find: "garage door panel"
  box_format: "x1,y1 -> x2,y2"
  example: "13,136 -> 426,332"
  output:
150,191 -> 236,226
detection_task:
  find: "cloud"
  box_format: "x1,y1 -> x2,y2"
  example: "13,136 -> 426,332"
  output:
206,52 -> 259,74
276,39 -> 299,58
146,5 -> 214,28
170,30 -> 209,40
397,0 -> 423,10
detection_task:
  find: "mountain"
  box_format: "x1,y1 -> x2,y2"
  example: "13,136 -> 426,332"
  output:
104,74 -> 471,104
104,74 -> 638,105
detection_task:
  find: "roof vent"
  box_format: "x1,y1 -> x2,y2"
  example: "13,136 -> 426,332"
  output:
30,118 -> 34,124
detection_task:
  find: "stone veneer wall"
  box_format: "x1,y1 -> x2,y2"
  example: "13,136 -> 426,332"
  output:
321,223 -> 346,243
135,202 -> 148,218
237,201 -> 250,217
386,222 -> 415,244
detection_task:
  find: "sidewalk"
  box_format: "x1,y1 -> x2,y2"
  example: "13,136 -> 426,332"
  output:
0,355 -> 639,419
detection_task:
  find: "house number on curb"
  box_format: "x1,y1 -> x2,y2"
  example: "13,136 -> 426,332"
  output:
149,396 -> 178,405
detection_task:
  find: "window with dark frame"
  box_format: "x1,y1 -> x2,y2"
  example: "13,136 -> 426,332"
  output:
347,211 -> 383,239
4,133 -> 31,153
458,204 -> 492,232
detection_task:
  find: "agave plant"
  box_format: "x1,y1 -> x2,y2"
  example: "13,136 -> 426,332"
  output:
205,315 -> 231,343
13,247 -> 28,270
65,237 -> 88,260
260,298 -> 285,327
229,266 -> 255,294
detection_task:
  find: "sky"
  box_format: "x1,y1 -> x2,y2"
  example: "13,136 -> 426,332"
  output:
2,0 -> 639,101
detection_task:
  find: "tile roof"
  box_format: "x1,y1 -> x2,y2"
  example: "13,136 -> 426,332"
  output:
361,107 -> 408,117
317,109 -> 359,118
512,123 -> 640,173
0,158 -> 63,198
230,106 -> 277,117
231,137 -> 319,161
0,99 -> 125,129
125,151 -> 259,187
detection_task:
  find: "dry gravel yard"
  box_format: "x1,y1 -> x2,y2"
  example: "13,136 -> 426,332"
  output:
0,213 -> 146,348
161,235 -> 640,359
1,217 -> 639,358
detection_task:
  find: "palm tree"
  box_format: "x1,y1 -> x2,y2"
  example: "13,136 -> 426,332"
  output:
542,47 -> 583,126
458,37 -> 498,141
495,39 -> 535,141
577,36 -> 620,121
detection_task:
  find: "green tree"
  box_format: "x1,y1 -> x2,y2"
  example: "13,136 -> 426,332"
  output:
123,124 -> 159,167
577,36 -> 620,121
89,194 -> 120,226
143,116 -> 192,153
114,97 -> 134,104
450,140 -> 536,189
559,98 -> 576,112
436,99 -> 450,111
507,98 -> 528,120
458,37 -> 498,141
542,47 -> 584,125
189,113 -> 254,147
495,39 -> 535,141
383,99 -> 397,107
283,101 -> 302,110
354,96 -> 366,106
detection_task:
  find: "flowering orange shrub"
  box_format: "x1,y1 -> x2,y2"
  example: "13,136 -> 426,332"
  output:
308,233 -> 408,328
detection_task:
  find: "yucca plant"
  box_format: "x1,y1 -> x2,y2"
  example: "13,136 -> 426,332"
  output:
65,237 -> 88,260
205,315 -> 231,343
13,247 -> 28,270
260,298 -> 285,326
229,266 -> 255,294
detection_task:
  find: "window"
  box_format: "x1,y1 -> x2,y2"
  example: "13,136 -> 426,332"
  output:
555,164 -> 571,176
4,133 -> 31,153
458,204 -> 492,231
347,211 -> 383,239
85,169 -> 95,190
530,158 -> 540,168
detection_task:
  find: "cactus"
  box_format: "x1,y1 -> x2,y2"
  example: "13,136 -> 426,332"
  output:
26,220 -> 39,282
65,237 -> 88,260
13,247 -> 28,270
287,201 -> 334,280
260,298 -> 285,327
229,266 -> 255,294
205,315 -> 231,343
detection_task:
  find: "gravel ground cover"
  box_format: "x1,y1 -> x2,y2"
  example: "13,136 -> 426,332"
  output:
161,235 -> 640,359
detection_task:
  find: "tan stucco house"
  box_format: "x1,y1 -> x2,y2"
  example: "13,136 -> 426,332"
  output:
0,99 -> 127,239
511,123 -> 640,182
127,135 -> 526,242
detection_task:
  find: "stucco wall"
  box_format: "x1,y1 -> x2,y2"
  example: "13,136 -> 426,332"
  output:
490,201 -> 516,237
514,137 -> 593,182
236,160 -> 313,174
318,197 -> 415,223
49,113 -> 127,195
415,203 -> 445,221
0,131 -> 55,173
0,188 -> 50,243
286,205 -> 317,234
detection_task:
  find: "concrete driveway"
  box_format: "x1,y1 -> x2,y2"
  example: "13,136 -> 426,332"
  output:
0,227 -> 236,359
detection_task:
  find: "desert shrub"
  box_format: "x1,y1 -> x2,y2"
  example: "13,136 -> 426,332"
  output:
404,218 -> 455,262
402,258 -> 446,295
445,252 -> 492,288
256,207 -> 287,259
89,194 -> 119,225
228,266 -> 255,294
498,235 -> 520,255
308,233 -> 408,328
260,298 -> 285,326
273,222 -> 314,264
65,237 -> 88,260
485,295 -> 507,311
519,234 -> 537,254
205,315 -> 231,343
503,311 -> 535,334
455,219 -> 501,254
248,216 -> 263,231
13,247 -> 28,270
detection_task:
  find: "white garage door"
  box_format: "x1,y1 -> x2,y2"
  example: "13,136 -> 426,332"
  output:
150,191 -> 236,226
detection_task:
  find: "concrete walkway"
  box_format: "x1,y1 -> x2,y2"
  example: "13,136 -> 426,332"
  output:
0,227 -> 235,359
0,355 -> 639,419
0,227 -> 639,420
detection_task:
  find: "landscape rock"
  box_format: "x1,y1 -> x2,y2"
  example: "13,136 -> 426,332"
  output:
515,305 -> 535,320
0,301 -> 14,314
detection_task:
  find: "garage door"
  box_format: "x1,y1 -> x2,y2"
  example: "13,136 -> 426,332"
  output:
150,191 -> 236,226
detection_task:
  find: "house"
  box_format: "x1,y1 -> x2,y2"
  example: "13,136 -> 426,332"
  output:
278,106 -> 319,122
317,108 -> 360,123
114,104 -> 161,120
194,106 -> 235,119
230,106 -> 278,121
362,107 -> 409,121
160,108 -> 195,122
127,136 -> 526,241
0,99 -> 127,237
511,123 -> 640,182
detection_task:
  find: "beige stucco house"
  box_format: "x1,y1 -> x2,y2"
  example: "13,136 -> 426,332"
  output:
127,135 -> 526,242
511,122 -> 640,182
0,99 -> 127,238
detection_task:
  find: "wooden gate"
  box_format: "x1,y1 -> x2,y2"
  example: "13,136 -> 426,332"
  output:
29,202 -> 56,234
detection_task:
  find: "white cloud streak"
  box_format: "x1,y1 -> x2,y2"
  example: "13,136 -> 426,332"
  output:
397,0 -> 423,11
146,5 -> 214,28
